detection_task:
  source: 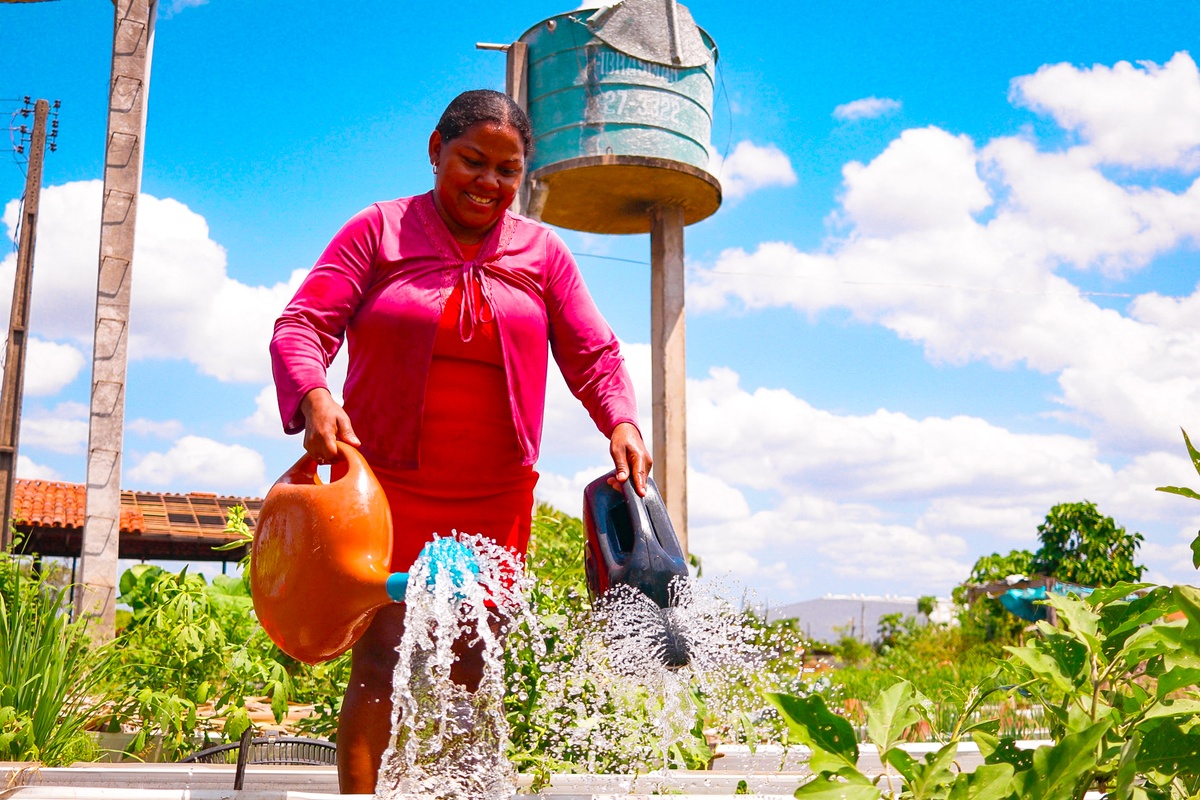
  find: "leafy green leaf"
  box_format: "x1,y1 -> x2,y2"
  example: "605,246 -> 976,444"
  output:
1181,428 -> 1200,477
768,693 -> 860,765
903,742 -> 960,800
972,731 -> 1033,772
884,747 -> 918,781
1102,586 -> 1175,642
1047,593 -> 1101,652
1155,485 -> 1200,501
1134,719 -> 1200,779
866,680 -> 922,755
947,763 -> 1016,800
1118,623 -> 1182,669
794,771 -> 880,800
1142,698 -> 1200,720
1012,719 -> 1109,800
1173,585 -> 1200,628
1155,666 -> 1200,699
1004,640 -> 1082,693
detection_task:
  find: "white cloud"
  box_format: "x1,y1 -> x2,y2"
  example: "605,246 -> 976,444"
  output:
691,76 -> 1200,456
24,338 -> 85,395
0,181 -> 307,385
16,454 -> 62,481
163,0 -> 208,17
1011,52 -> 1200,169
233,385 -> 291,439
127,418 -> 185,439
680,366 -> 1200,597
539,340 -> 653,466
688,469 -> 750,526
834,96 -> 902,121
19,402 -> 88,454
534,464 -> 612,521
710,140 -> 797,201
536,355 -> 1167,598
840,127 -> 992,237
127,435 -> 266,492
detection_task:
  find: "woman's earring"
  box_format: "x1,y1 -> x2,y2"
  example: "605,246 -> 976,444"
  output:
432,163 -> 438,175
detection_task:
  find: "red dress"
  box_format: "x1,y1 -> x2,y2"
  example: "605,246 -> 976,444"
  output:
371,241 -> 538,573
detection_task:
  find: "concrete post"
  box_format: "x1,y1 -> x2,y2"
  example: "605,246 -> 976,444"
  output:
650,203 -> 687,554
77,0 -> 157,635
0,99 -> 49,547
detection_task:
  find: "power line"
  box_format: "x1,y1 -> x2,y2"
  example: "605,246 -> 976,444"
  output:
703,271 -> 1139,299
576,251 -> 1142,299
574,251 -> 649,266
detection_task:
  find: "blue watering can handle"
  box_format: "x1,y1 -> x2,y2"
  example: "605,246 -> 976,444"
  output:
622,476 -> 653,541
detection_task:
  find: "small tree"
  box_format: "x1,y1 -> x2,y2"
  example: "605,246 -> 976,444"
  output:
1029,500 -> 1144,586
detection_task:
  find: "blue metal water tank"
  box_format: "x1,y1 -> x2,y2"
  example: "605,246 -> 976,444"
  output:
519,0 -> 722,234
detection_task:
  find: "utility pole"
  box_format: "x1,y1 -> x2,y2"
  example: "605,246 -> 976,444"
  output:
0,98 -> 56,549
77,0 -> 157,636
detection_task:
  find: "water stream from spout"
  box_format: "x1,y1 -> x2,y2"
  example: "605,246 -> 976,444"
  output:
374,534 -> 773,800
375,532 -> 537,800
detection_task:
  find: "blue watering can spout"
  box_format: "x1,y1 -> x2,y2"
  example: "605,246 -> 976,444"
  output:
385,537 -> 482,602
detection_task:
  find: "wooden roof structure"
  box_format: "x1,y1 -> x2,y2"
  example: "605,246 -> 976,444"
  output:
12,478 -> 261,562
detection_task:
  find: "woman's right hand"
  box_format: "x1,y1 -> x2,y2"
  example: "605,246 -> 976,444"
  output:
299,387 -> 361,462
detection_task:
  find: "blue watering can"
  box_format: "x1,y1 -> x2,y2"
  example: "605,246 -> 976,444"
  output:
583,471 -> 692,667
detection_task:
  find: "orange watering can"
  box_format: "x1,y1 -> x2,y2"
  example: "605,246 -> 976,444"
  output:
251,442 -> 479,664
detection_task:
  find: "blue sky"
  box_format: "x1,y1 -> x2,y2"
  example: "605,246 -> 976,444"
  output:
4,0 -> 1200,607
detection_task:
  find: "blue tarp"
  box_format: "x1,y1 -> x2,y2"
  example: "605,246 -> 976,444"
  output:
998,581 -> 1096,622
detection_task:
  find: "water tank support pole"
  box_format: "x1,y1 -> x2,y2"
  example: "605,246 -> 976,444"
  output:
505,41 -> 530,216
650,203 -> 687,555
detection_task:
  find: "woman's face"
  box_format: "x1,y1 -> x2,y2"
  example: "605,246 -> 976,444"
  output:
429,121 -> 525,244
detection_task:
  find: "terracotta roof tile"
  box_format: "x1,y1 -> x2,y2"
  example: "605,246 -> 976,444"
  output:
12,478 -> 259,537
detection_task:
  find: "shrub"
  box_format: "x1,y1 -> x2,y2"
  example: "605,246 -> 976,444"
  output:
0,548 -> 110,765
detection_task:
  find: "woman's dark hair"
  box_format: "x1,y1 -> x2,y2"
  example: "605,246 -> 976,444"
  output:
435,89 -> 533,157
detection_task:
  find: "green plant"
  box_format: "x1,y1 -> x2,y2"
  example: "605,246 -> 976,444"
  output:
832,624 -> 874,667
0,550 -> 111,765
953,549 -> 1036,644
1155,427 -> 1200,568
107,564 -> 294,756
211,504 -> 254,587
770,583 -> 1200,799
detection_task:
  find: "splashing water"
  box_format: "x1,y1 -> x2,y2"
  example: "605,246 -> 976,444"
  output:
375,532 -> 540,800
506,575 -> 768,782
374,533 -> 786,796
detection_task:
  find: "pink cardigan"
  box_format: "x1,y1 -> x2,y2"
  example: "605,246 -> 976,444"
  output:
270,192 -> 639,470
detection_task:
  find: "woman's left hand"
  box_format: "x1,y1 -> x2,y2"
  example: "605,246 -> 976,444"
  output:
609,422 -> 652,497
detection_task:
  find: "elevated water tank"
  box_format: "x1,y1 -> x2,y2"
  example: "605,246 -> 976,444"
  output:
519,0 -> 721,234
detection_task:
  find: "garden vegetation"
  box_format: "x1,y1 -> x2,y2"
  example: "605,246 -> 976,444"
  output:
0,430 -> 1198,798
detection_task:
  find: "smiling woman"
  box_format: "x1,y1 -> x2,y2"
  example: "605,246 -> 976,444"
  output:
269,89 -> 651,793
428,107 -> 527,243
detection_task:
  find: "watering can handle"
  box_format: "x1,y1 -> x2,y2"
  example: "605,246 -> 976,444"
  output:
622,476 -> 654,540
279,440 -> 369,486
